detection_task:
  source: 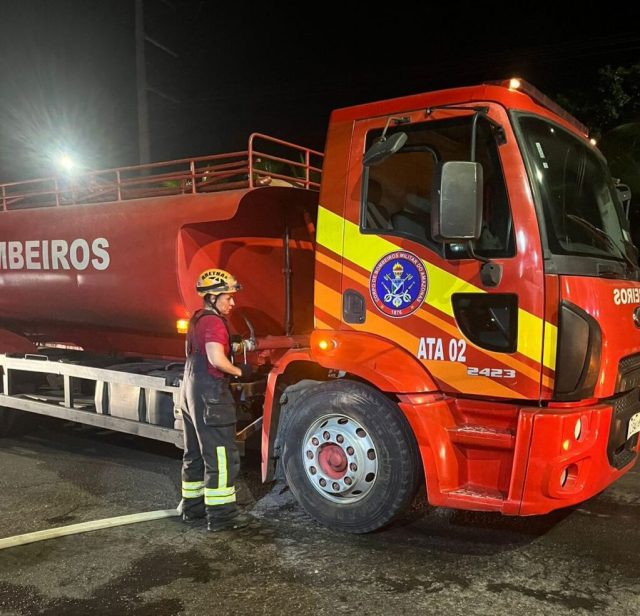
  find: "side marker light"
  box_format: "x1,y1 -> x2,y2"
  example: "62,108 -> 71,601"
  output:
317,338 -> 336,351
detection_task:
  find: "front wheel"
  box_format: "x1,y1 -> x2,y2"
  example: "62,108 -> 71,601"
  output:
282,380 -> 422,533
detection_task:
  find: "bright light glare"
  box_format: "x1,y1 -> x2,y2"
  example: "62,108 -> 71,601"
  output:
509,78 -> 521,90
57,153 -> 77,172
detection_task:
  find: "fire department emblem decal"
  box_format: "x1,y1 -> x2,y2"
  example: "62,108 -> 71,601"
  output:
370,251 -> 428,318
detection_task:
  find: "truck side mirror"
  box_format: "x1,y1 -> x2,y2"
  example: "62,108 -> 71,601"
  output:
431,161 -> 483,242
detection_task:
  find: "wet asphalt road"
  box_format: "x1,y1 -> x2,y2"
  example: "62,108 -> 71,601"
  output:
0,417 -> 638,616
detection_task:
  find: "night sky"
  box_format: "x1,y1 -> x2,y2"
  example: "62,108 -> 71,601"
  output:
1,1 -> 639,181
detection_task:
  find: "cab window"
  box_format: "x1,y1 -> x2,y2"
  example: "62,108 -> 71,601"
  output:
363,116 -> 514,258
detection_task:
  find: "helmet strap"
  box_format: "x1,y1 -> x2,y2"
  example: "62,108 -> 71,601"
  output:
205,294 -> 221,314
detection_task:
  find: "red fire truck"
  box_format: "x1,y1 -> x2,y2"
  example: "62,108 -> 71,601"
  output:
0,79 -> 638,533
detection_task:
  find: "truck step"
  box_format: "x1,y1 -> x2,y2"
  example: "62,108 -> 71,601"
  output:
447,424 -> 515,450
444,484 -> 506,510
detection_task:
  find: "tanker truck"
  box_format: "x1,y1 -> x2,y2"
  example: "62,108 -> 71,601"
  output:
1,79 -> 639,533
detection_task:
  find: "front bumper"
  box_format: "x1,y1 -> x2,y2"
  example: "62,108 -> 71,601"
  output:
518,397 -> 638,515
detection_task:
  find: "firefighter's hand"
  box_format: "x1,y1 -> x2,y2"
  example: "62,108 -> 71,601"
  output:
236,363 -> 253,382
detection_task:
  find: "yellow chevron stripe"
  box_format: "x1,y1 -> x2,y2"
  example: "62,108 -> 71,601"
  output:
318,253 -> 553,387
318,243 -> 553,389
318,223 -> 556,388
317,206 -> 557,372
317,206 -> 345,257
315,281 -> 525,398
543,317 -> 558,372
317,242 -> 553,387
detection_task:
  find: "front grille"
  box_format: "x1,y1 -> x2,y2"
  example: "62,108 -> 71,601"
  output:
606,388 -> 640,469
616,352 -> 640,393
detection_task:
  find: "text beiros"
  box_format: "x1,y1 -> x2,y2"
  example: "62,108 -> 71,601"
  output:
0,238 -> 110,271
613,287 -> 640,305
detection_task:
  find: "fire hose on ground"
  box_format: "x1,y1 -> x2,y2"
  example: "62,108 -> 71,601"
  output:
0,509 -> 180,551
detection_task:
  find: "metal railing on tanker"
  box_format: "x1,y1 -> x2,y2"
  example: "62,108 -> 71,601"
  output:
0,134 -> 323,211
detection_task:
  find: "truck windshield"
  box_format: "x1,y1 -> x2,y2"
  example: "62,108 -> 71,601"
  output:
518,116 -> 633,263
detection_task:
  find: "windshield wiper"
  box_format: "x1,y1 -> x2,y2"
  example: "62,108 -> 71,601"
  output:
566,214 -> 640,274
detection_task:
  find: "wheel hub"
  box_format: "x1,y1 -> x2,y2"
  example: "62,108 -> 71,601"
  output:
302,414 -> 378,504
317,443 -> 348,478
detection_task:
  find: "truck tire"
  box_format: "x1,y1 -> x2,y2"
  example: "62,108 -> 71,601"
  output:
282,380 -> 422,533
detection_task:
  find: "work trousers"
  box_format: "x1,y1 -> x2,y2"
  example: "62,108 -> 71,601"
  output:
180,355 -> 240,522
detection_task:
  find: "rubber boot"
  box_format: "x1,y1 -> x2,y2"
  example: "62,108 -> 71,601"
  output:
207,511 -> 254,532
178,498 -> 206,522
207,504 -> 254,532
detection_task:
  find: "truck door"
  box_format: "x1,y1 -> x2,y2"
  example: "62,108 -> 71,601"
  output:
340,108 -> 550,400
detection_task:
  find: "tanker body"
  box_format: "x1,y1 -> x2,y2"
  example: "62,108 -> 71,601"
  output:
0,186 -> 317,357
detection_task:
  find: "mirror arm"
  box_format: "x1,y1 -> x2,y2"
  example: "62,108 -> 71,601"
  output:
466,240 -> 489,263
467,241 -> 502,287
380,116 -> 410,140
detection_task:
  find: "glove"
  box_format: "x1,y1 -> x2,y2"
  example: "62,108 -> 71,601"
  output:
237,363 -> 253,382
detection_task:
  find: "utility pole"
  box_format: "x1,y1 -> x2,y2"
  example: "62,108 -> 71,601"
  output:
134,0 -> 179,165
135,0 -> 150,165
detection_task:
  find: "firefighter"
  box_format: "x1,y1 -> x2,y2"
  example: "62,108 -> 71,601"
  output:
179,268 -> 253,532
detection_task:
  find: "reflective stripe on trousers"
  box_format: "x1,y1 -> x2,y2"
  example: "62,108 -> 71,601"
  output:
181,480 -> 205,499
204,446 -> 236,505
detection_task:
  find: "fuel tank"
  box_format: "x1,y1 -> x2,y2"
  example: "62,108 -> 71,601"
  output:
0,186 -> 318,358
